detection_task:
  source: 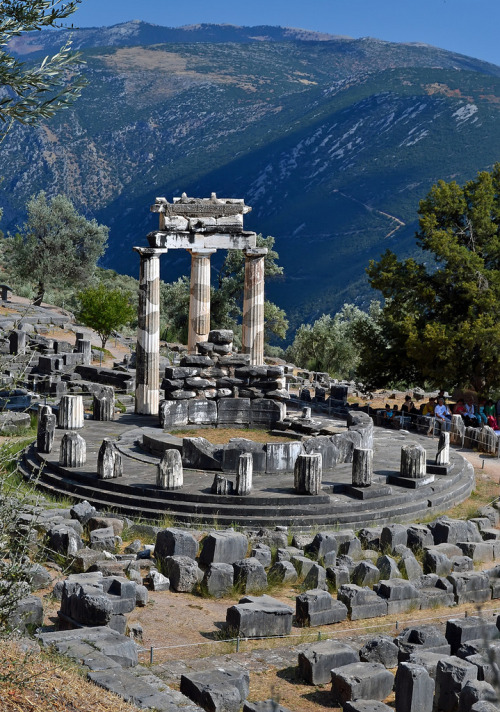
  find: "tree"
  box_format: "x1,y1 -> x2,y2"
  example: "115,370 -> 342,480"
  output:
286,303 -> 380,378
77,283 -> 135,349
366,165 -> 500,393
7,191 -> 108,305
160,235 -> 288,344
0,0 -> 86,142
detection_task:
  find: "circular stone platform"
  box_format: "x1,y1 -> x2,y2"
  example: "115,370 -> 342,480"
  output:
20,413 -> 475,529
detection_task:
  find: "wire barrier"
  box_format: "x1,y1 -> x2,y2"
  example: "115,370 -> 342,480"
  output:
138,605 -> 500,664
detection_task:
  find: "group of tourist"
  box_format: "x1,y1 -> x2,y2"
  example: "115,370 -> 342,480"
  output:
381,391 -> 500,434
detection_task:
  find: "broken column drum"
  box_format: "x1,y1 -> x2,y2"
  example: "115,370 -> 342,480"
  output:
37,405 -> 56,454
58,395 -> 84,430
75,338 -> 92,365
93,387 -> 114,421
352,447 -> 373,487
242,247 -> 267,366
188,248 -> 216,354
59,432 -> 86,467
436,431 -> 450,465
236,452 -> 253,496
400,443 -> 426,478
294,452 -> 322,495
97,438 -> 123,479
157,448 -> 183,490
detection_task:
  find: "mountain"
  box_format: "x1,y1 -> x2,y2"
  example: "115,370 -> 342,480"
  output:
3,23 -> 500,337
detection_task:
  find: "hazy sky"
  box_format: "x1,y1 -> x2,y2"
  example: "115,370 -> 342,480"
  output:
70,0 -> 500,67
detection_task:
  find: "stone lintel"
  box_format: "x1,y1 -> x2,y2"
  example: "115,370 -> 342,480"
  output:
244,247 -> 268,258
148,232 -> 257,250
150,194 -> 252,216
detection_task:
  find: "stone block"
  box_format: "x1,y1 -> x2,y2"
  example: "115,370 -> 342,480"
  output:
70,500 -> 97,525
429,518 -> 482,545
327,566 -> 350,590
352,561 -> 381,588
380,524 -> 408,553
407,525 -> 434,553
331,662 -> 394,705
159,399 -> 188,429
226,595 -> 293,637
250,544 -> 272,568
199,530 -> 248,565
202,563 -> 234,598
188,399 -> 217,425
217,398 -> 251,426
457,542 -> 496,563
233,558 -> 267,594
296,588 -> 348,627
377,555 -> 403,580
374,579 -> 420,614
162,556 -> 199,592
359,636 -> 399,668
395,662 -> 435,712
90,527 -> 119,553
423,549 -> 453,577
359,527 -> 383,551
180,669 -> 249,712
268,441 -> 303,474
303,563 -> 328,591
447,572 -> 492,605
290,555 -> 316,578
399,555 -> 423,580
222,438 -> 266,474
250,399 -> 286,427
267,561 -> 298,584
154,528 -> 198,561
182,437 -> 223,470
396,625 -> 451,662
299,640 -> 358,684
343,703 -> 393,712
458,680 -> 498,712
446,616 -> 500,654
434,657 -> 478,712
8,595 -> 43,633
243,701 -> 292,712
337,585 -> 388,620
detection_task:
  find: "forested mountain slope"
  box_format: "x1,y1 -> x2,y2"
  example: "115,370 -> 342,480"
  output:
3,23 -> 500,333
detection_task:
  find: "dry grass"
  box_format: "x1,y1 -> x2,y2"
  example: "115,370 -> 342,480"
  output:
169,427 -> 298,444
0,639 -> 140,712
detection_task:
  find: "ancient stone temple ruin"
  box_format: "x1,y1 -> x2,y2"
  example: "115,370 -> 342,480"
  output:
134,193 -> 265,415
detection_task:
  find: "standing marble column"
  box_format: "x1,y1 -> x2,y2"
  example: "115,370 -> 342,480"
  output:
242,248 -> 267,366
188,248 -> 216,354
134,247 -> 167,415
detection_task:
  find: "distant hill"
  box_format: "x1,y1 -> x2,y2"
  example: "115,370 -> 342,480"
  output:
2,23 -> 500,338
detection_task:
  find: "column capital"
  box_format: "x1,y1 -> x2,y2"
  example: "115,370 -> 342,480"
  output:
133,246 -> 169,257
244,247 -> 268,258
188,248 -> 217,256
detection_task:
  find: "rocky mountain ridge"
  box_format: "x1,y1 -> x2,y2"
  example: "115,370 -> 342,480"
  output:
2,23 -> 500,336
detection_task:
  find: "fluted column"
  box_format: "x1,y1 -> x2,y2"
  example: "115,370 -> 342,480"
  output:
188,248 -> 216,354
242,248 -> 267,365
134,247 -> 167,415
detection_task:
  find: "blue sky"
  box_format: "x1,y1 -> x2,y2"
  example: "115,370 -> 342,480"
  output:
71,0 -> 500,66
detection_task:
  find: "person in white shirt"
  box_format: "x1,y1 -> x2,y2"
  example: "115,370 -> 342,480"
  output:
435,397 -> 452,431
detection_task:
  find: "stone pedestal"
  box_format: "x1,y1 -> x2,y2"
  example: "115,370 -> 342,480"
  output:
302,407 -> 312,419
242,248 -> 267,366
93,387 -> 114,421
294,452 -> 322,495
134,247 -> 168,415
236,452 -> 253,496
188,248 -> 216,354
97,438 -> 123,479
37,405 -> 56,454
76,339 -> 92,365
9,329 -> 26,355
157,449 -> 183,490
58,395 -> 84,430
59,432 -> 86,467
352,447 -> 373,487
436,432 -> 450,465
400,443 -> 426,478
211,474 -> 233,495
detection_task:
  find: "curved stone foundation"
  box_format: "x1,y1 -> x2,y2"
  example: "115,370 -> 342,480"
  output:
19,411 -> 474,530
